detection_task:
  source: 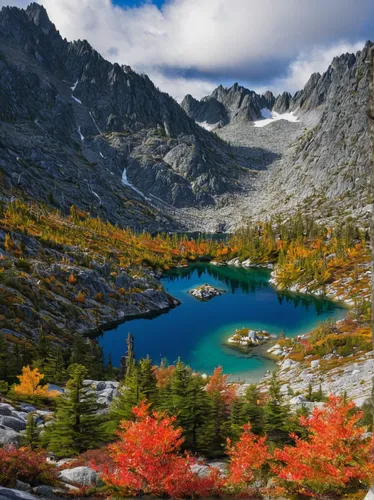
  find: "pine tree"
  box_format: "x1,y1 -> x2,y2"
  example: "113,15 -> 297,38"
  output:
307,382 -> 313,401
264,372 -> 291,446
199,387 -> 230,457
70,334 -> 86,366
181,374 -> 209,452
44,347 -> 67,385
138,356 -> 157,403
0,335 -> 11,382
35,330 -> 49,370
108,358 -> 141,433
23,412 -> 40,450
106,354 -> 116,380
240,384 -> 264,436
229,396 -> 245,442
46,364 -> 105,457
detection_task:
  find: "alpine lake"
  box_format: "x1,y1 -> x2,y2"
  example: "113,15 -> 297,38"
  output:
98,263 -> 346,382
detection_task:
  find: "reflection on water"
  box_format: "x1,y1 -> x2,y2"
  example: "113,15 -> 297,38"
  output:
100,263 -> 346,381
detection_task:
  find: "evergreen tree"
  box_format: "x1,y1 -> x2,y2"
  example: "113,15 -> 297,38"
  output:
0,335 -> 11,382
46,364 -> 105,457
229,396 -> 245,442
70,334 -> 104,379
181,374 -> 209,452
264,372 -> 291,446
138,356 -> 158,402
108,358 -> 142,433
44,347 -> 67,385
240,384 -> 265,436
198,387 -> 230,457
23,413 -> 40,450
106,354 -> 116,380
70,334 -> 87,366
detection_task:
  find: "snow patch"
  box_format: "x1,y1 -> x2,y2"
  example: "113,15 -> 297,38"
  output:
260,108 -> 272,119
197,121 -> 219,131
78,126 -> 84,142
92,190 -> 102,205
254,110 -> 299,128
71,79 -> 78,92
100,152 -> 104,158
72,95 -> 82,105
122,168 -> 151,201
89,111 -> 102,134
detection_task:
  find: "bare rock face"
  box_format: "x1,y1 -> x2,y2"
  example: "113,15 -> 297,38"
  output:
181,83 -> 276,129
273,92 -> 292,113
0,3 -> 260,221
254,42 -> 372,222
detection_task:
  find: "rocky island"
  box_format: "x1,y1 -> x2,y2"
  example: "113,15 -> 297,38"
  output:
226,328 -> 273,353
188,284 -> 225,301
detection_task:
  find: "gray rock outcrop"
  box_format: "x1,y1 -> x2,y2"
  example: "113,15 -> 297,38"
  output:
59,466 -> 100,486
0,3 -> 262,219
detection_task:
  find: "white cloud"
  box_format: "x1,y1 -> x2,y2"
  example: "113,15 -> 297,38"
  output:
265,41 -> 366,95
0,0 -> 371,99
149,69 -> 216,101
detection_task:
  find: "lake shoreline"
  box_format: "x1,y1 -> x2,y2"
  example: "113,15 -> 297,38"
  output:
96,262 -> 347,379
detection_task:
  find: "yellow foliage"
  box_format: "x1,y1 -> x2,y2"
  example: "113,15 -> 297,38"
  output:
67,273 -> 78,285
14,366 -> 59,398
76,291 -> 85,304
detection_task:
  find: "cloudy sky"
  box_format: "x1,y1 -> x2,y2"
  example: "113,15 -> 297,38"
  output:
0,0 -> 372,101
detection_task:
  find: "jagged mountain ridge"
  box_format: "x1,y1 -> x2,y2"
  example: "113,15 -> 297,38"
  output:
181,84 -> 276,129
255,43 -> 372,220
180,42 -> 372,230
0,3 -> 262,226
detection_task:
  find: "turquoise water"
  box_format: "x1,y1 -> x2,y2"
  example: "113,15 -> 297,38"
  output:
99,264 -> 346,382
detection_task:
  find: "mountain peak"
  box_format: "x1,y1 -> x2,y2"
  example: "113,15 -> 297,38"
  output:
25,2 -> 55,35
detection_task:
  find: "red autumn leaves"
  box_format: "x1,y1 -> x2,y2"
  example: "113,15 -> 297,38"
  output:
94,395 -> 374,498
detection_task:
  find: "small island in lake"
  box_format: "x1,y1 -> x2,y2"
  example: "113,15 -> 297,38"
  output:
226,328 -> 273,353
188,283 -> 225,301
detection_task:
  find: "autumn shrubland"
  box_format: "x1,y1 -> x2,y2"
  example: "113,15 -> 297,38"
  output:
0,200 -> 373,498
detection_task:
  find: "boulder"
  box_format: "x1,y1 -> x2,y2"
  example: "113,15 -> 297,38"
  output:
59,466 -> 100,486
32,486 -> 66,498
227,257 -> 241,267
289,395 -> 308,406
0,488 -> 38,499
14,482 -> 31,493
311,359 -> 320,369
241,259 -> 252,267
0,416 -> 26,432
0,427 -> 20,446
281,359 -> 297,370
0,407 -> 13,417
12,412 -> 28,422
364,487 -> 374,500
20,405 -> 36,413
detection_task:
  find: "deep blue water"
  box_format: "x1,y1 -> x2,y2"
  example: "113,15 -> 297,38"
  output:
99,264 -> 346,382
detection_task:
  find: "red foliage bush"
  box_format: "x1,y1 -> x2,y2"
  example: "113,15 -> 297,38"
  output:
226,422 -> 270,494
0,447 -> 57,488
273,395 -> 374,496
94,401 -> 222,498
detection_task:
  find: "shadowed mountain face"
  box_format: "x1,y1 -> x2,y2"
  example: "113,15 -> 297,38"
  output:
181,84 -> 276,129
0,3 -> 371,233
180,42 -> 372,231
0,3 -> 267,228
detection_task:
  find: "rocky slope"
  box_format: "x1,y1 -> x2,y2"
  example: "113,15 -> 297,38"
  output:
0,203 -> 181,348
179,42 -> 372,231
0,3 -> 264,225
